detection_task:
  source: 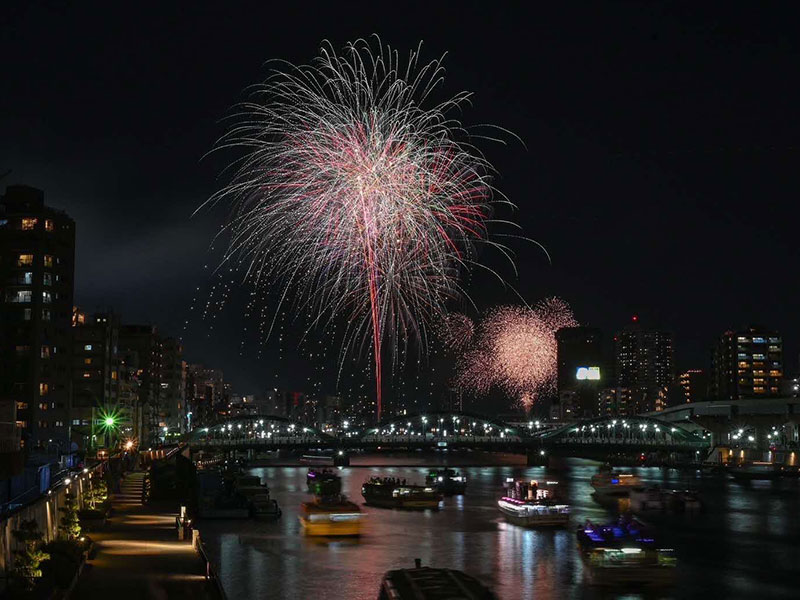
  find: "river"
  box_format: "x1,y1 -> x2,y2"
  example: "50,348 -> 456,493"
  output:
198,457 -> 799,599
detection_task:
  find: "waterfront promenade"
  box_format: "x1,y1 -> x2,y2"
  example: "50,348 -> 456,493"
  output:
73,470 -> 221,599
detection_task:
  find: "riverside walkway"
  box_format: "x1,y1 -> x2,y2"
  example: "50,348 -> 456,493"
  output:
72,470 -> 221,599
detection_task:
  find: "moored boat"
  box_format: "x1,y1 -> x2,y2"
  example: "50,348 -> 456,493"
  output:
727,461 -> 782,480
425,468 -> 467,495
577,517 -> 677,586
362,477 -> 442,509
378,561 -> 496,599
497,478 -> 570,527
591,471 -> 641,497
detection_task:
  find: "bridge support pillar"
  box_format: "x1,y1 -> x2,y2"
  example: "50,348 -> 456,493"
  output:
333,451 -> 350,467
526,449 -> 548,467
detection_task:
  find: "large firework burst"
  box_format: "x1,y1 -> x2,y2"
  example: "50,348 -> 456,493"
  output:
205,38 -> 513,419
455,298 -> 577,410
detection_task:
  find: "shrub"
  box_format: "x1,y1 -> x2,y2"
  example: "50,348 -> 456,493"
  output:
10,520 -> 50,591
58,490 -> 81,540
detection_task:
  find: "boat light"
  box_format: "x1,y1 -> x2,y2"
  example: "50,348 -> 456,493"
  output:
621,548 -> 642,554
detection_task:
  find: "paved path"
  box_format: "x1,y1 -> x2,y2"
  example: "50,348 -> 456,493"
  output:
72,471 -> 220,599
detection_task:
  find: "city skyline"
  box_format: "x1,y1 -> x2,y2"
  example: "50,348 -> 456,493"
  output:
3,4 -> 799,396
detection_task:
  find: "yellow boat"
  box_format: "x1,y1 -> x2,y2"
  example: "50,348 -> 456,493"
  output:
299,496 -> 363,536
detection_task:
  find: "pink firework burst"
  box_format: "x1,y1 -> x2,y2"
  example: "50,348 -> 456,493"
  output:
456,298 -> 577,410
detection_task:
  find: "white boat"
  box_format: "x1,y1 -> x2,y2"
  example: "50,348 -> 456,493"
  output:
498,479 -> 570,527
591,471 -> 641,497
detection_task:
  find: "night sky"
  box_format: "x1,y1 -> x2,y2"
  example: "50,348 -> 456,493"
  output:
3,3 -> 799,400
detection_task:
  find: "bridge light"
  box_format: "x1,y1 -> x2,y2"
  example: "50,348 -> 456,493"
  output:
748,436 -> 754,442
671,428 -> 676,432
539,450 -> 545,456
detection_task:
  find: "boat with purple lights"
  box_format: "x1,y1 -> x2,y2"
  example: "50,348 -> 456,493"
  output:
497,479 -> 570,527
577,517 -> 676,586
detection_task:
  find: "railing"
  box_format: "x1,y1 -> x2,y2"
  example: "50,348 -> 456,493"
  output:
193,530 -> 228,600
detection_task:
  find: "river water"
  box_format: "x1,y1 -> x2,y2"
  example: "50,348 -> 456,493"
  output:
198,458 -> 799,599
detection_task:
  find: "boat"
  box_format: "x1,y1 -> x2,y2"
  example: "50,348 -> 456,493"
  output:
664,489 -> 702,513
727,461 -> 782,480
234,474 -> 281,519
425,468 -> 467,495
577,517 -> 677,586
629,487 -> 666,512
300,471 -> 362,536
590,470 -> 641,497
307,468 -> 342,495
497,478 -> 570,527
378,560 -> 496,599
361,477 -> 443,509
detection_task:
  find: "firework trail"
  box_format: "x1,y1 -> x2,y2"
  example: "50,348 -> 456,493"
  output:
203,37 -> 515,420
455,298 -> 577,410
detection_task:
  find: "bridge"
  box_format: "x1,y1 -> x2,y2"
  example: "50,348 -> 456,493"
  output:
185,411 -> 708,464
645,397 -> 800,449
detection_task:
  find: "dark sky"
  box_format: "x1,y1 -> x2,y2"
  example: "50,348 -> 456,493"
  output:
3,2 -> 799,399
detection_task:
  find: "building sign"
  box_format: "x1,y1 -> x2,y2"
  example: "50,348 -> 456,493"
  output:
576,366 -> 601,381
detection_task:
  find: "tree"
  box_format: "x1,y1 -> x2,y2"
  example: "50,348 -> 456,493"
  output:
58,491 -> 81,540
11,519 -> 50,591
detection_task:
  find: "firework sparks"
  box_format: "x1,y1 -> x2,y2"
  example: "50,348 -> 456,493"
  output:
204,38 -> 512,420
437,313 -> 476,354
455,298 -> 577,410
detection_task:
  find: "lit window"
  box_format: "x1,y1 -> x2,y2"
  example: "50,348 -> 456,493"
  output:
752,337 -> 766,344
84,344 -> 93,351
43,273 -> 52,286
45,219 -> 54,232
41,346 -> 50,359
39,403 -> 48,411
20,272 -> 33,284
39,383 -> 49,395
72,419 -> 81,426
43,255 -> 54,268
84,358 -> 92,365
16,401 -> 28,410
21,218 -> 38,230
54,420 -> 64,427
42,291 -> 52,304
17,254 -> 34,266
15,345 -> 30,355
111,370 -> 118,380
24,308 -> 32,320
42,309 -> 51,321
8,290 -> 32,303
83,372 -> 91,379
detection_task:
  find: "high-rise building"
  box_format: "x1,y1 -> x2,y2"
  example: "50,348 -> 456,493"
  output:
598,387 -> 633,417
678,369 -> 708,405
71,308 -> 121,449
711,327 -> 782,400
613,317 -> 674,413
185,364 -> 225,428
0,185 -> 75,454
555,326 -> 604,418
119,325 -> 162,444
159,337 -> 186,434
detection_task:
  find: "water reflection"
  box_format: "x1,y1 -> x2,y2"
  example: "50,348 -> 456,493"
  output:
198,459 -> 799,599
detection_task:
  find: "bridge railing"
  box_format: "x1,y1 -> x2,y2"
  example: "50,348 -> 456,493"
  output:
190,434 -> 324,447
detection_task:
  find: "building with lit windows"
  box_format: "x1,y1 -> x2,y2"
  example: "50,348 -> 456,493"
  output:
0,185 -> 75,454
613,317 -> 674,414
71,308 -> 121,449
711,327 -> 783,400
556,326 -> 604,418
598,387 -> 633,417
678,369 -> 708,404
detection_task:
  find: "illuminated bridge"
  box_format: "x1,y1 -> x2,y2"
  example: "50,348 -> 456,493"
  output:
185,412 -> 708,463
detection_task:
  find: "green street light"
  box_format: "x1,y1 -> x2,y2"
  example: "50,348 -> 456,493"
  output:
104,416 -> 115,427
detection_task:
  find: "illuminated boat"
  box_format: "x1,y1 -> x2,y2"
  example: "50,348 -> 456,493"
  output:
577,517 -> 676,586
425,468 -> 467,495
299,496 -> 363,536
590,471 -> 641,497
307,468 -> 342,494
497,478 -> 570,527
361,478 -> 443,509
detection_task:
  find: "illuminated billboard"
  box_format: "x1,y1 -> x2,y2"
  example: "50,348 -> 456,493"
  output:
576,366 -> 601,381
